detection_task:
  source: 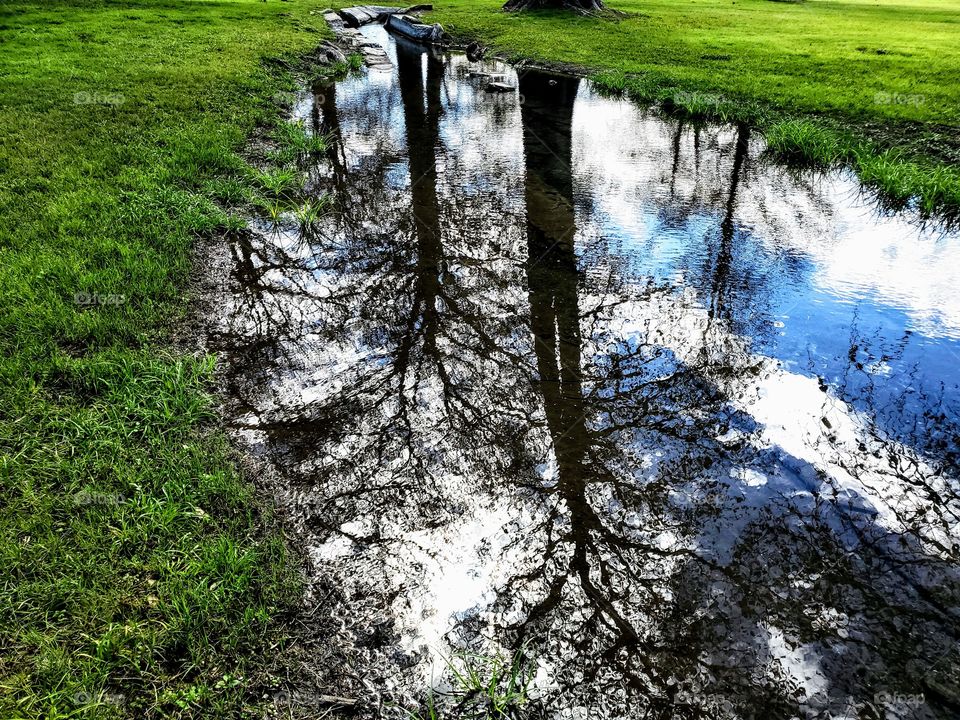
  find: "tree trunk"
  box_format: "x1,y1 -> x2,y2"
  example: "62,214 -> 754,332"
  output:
503,0 -> 606,13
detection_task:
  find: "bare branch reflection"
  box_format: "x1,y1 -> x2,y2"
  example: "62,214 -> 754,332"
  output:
206,27 -> 960,719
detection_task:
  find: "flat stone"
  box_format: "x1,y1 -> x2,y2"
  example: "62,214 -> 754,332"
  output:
358,42 -> 392,68
323,11 -> 345,30
339,7 -> 376,27
317,41 -> 348,65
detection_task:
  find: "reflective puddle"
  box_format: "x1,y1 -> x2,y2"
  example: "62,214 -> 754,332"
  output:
206,25 -> 960,719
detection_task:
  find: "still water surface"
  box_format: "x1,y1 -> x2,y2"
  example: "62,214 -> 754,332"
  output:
207,26 -> 960,719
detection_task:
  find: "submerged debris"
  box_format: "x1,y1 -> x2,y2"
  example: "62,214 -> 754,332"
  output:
469,70 -> 506,80
466,40 -> 486,61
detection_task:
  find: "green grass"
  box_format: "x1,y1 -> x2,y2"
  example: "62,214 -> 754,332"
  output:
294,196 -> 333,236
763,119 -> 845,166
267,119 -> 333,166
762,119 -> 960,216
424,0 -> 960,126
411,0 -> 960,218
254,167 -> 304,201
0,1 -> 337,717
251,124 -> 338,227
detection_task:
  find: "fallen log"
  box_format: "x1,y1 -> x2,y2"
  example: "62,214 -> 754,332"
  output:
385,13 -> 446,43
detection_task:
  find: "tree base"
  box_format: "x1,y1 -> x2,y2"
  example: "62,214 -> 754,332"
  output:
503,0 -> 607,13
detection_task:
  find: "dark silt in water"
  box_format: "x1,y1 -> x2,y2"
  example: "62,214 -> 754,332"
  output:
205,25 -> 960,719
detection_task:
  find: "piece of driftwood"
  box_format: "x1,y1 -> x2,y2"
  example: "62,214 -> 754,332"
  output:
485,81 -> 516,92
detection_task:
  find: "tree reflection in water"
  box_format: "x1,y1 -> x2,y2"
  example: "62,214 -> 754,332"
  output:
205,29 -> 960,720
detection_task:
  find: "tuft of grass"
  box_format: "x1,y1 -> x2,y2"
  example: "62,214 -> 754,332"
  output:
852,148 -> 916,208
661,90 -> 735,123
404,648 -> 535,720
592,69 -> 662,105
853,149 -> 960,218
764,119 -> 844,167
761,121 -> 960,219
294,195 -> 333,235
309,51 -> 364,83
254,166 -> 304,200
256,197 -> 290,227
914,164 -> 960,218
269,120 -> 332,165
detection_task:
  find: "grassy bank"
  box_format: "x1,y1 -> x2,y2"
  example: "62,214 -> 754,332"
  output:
417,0 -> 960,219
0,1 -> 331,717
588,72 -> 960,219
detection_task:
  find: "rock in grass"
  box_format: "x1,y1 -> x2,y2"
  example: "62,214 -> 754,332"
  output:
324,12 -> 345,31
466,41 -> 486,60
316,41 -> 347,65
